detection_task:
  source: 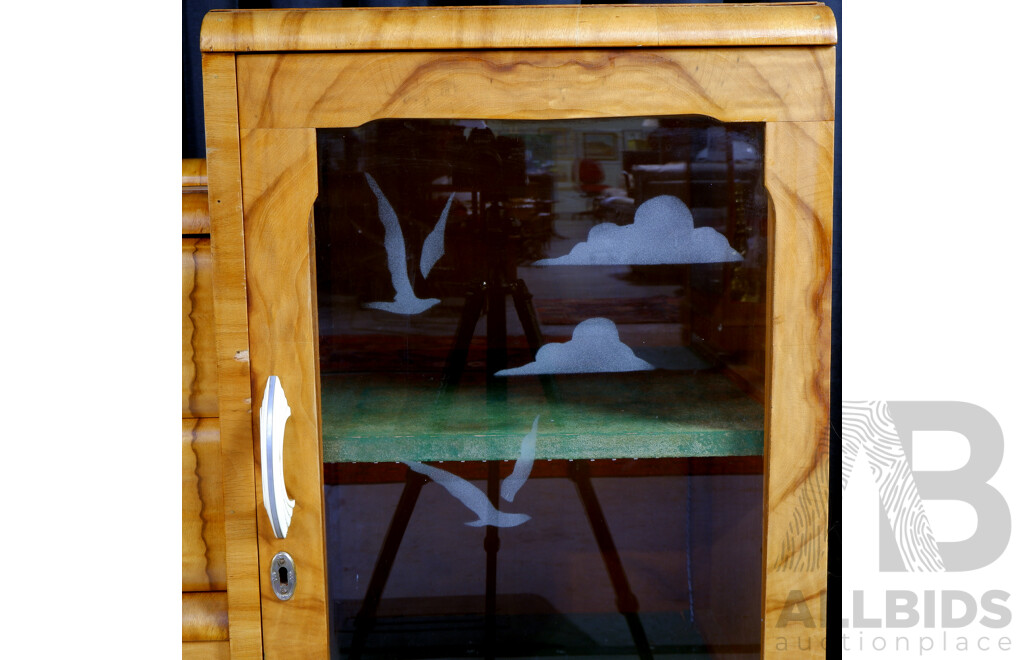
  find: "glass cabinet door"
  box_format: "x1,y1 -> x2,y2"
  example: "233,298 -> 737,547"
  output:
313,116 -> 767,659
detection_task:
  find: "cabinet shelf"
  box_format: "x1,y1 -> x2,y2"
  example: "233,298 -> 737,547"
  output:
321,369 -> 763,463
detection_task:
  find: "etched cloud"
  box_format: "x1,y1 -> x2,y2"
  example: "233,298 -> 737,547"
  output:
496,317 -> 654,376
534,195 -> 743,266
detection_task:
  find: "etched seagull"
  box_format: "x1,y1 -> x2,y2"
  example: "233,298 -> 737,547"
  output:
419,194 -> 453,279
402,417 -> 541,527
363,172 -> 455,315
501,415 -> 539,503
403,460 -> 532,528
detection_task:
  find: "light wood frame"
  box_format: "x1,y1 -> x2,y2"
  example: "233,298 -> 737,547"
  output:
201,6 -> 834,659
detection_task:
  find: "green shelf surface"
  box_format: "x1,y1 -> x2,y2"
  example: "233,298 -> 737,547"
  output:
321,370 -> 763,463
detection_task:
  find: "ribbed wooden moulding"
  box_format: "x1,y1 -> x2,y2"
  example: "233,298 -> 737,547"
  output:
182,238 -> 218,418
182,418 -> 227,592
183,190 -> 211,235
182,591 -> 230,641
201,3 -> 836,53
183,158 -> 208,188
182,641 -> 230,660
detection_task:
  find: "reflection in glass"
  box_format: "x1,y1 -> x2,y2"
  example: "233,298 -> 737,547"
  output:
316,117 -> 766,658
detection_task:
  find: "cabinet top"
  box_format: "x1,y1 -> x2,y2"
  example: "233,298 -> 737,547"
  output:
200,3 -> 836,53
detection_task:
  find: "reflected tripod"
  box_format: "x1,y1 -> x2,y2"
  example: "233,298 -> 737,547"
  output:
439,197 -> 555,402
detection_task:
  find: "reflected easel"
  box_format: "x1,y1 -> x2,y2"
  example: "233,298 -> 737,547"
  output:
438,127 -> 556,656
348,126 -> 652,660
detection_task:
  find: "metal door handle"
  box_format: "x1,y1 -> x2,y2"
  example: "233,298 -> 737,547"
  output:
260,375 -> 295,538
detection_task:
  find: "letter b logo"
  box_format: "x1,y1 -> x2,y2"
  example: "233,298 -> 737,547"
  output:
843,401 -> 1010,572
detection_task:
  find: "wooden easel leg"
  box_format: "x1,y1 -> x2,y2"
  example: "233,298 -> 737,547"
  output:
483,461 -> 501,659
570,460 -> 654,660
349,468 -> 429,659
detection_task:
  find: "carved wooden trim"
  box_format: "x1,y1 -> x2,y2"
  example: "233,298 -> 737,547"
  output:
201,5 -> 836,53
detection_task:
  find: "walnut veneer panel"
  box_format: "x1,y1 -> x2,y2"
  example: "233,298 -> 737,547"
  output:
183,419 -> 227,592
237,47 -> 835,129
183,238 -> 218,418
202,4 -> 836,53
183,592 -> 229,642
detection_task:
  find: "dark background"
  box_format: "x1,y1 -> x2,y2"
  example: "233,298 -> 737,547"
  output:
182,0 -> 842,641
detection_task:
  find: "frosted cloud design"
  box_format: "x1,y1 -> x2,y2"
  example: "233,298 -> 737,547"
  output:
496,317 -> 654,376
534,195 -> 742,266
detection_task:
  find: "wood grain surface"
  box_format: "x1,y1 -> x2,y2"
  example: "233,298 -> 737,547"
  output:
761,121 -> 833,659
183,189 -> 212,235
182,418 -> 227,592
182,641 -> 231,660
201,4 -> 836,53
182,238 -> 218,418
202,52 -> 263,660
241,127 -> 329,658
182,591 -> 230,642
183,158 -> 209,187
237,47 -> 835,129
183,158 -> 212,233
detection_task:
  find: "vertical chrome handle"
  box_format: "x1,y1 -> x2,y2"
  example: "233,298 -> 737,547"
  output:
260,375 -> 295,538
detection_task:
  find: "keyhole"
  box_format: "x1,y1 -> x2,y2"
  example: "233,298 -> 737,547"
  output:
270,552 -> 294,600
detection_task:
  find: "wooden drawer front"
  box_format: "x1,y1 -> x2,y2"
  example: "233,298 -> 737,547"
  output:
182,641 -> 230,660
182,419 -> 227,591
183,592 -> 229,641
183,189 -> 212,234
183,238 -> 218,418
182,157 -> 208,187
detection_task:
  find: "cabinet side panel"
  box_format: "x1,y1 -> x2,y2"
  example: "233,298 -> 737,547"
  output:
237,48 -> 835,129
202,51 -> 264,659
762,121 -> 833,659
241,127 -> 329,658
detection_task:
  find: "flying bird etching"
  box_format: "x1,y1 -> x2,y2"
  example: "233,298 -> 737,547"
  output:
501,415 -> 539,503
419,194 -> 454,279
402,417 -> 541,527
364,172 -> 454,315
403,461 -> 532,528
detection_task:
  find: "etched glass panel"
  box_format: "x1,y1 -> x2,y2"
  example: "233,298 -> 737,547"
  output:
316,117 -> 766,658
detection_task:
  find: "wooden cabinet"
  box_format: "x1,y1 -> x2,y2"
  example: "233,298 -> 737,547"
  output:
199,6 -> 834,659
182,159 -> 231,657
